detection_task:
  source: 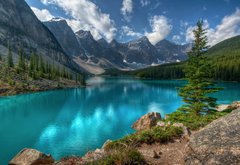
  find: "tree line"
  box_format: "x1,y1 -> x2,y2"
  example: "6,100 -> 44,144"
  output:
133,54 -> 240,82
0,46 -> 86,85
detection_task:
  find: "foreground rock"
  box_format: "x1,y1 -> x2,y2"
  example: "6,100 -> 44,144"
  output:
132,112 -> 161,131
185,109 -> 240,165
9,148 -> 54,165
217,101 -> 240,111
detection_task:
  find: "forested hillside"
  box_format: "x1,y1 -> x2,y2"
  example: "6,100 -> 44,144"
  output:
0,48 -> 85,96
128,36 -> 240,82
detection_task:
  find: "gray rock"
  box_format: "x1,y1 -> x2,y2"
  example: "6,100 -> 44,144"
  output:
44,18 -> 85,58
0,0 -> 81,72
227,101 -> 240,110
185,109 -> 240,165
132,112 -> 161,131
9,148 -> 54,165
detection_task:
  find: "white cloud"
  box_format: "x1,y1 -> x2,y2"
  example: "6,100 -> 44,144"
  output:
140,0 -> 150,7
121,26 -> 142,37
121,0 -> 133,22
145,15 -> 172,45
186,9 -> 240,46
172,35 -> 181,44
40,0 -> 117,42
31,7 -> 54,22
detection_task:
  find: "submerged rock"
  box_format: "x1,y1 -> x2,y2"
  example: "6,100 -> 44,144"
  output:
132,112 -> 161,131
9,148 -> 54,165
185,109 -> 240,165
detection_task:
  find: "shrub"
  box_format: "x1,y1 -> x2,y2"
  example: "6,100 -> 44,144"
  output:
105,126 -> 183,151
88,148 -> 146,165
164,110 -> 232,130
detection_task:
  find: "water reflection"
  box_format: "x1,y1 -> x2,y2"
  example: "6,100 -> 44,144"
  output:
0,77 -> 239,164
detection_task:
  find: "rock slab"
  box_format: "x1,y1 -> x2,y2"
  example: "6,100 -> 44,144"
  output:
9,148 -> 54,165
132,112 -> 161,131
185,109 -> 240,165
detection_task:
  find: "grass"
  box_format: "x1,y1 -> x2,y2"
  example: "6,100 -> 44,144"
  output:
88,148 -> 146,165
91,125 -> 183,164
164,109 -> 232,130
105,125 -> 183,151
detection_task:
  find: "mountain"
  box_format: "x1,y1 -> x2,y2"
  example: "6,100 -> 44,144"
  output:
43,18 -> 85,58
75,30 -> 126,68
124,36 -> 160,65
0,0 -> 80,71
155,39 -> 190,62
97,38 -> 110,48
126,35 -> 240,82
206,35 -> 240,57
109,37 -> 190,66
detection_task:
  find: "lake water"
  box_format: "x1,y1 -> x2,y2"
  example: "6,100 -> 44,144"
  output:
0,77 -> 240,164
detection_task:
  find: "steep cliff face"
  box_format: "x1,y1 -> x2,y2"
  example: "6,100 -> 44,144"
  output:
0,0 -> 80,71
155,39 -> 190,62
75,30 -> 126,69
44,18 -> 85,58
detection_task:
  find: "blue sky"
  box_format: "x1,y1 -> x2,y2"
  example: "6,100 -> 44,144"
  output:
26,0 -> 240,45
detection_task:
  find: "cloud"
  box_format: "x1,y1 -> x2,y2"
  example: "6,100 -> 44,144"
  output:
185,8 -> 240,46
172,35 -> 181,44
40,0 -> 117,42
31,7 -> 54,22
121,26 -> 142,37
145,15 -> 172,45
121,0 -> 133,22
150,2 -> 161,10
140,0 -> 150,7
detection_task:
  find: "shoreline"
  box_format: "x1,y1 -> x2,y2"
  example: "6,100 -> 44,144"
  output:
0,79 -> 86,97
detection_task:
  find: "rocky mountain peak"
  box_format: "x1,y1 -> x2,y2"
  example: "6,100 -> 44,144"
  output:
76,30 -> 93,39
97,38 -> 109,48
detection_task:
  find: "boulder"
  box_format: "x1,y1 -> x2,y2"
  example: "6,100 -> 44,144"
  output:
216,104 -> 229,111
82,148 -> 105,162
185,109 -> 240,165
157,121 -> 165,127
132,112 -> 161,131
9,148 -> 54,165
228,101 -> 240,110
217,101 -> 240,112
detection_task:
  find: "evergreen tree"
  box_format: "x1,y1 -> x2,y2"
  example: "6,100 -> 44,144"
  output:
178,20 -> 220,115
30,52 -> 34,71
7,46 -> 14,68
18,48 -> 24,70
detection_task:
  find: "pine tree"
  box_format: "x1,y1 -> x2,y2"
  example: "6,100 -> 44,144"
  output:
7,46 -> 14,68
178,20 -> 220,115
18,48 -> 24,70
30,52 -> 34,71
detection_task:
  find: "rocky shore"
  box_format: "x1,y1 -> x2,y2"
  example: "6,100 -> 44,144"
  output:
8,101 -> 240,165
0,78 -> 83,97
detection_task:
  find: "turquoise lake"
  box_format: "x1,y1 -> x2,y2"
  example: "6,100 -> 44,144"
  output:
0,77 -> 240,164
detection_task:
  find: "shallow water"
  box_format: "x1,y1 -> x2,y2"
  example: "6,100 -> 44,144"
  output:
0,77 -> 240,164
